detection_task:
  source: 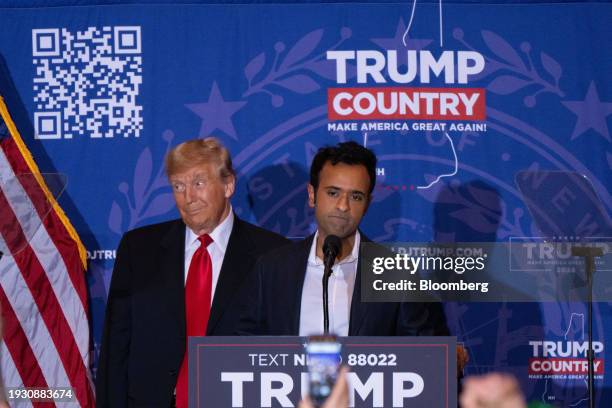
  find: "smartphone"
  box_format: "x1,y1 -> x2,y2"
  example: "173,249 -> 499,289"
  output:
306,335 -> 342,407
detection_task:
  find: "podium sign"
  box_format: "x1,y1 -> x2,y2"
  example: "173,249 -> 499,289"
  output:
189,336 -> 456,407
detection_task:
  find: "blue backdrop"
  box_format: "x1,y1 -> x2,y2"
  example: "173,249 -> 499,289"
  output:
0,1 -> 610,405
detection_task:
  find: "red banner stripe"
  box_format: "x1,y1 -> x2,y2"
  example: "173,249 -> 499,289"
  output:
328,87 -> 486,121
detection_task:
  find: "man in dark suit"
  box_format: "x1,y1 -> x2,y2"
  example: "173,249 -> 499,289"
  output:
239,141 -> 448,337
96,138 -> 288,408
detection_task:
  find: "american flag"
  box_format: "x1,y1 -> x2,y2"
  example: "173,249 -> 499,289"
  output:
0,96 -> 94,407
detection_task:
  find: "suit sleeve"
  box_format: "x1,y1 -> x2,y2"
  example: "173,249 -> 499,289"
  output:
96,234 -> 132,408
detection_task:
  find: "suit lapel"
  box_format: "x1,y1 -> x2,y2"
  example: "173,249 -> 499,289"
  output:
160,220 -> 187,339
290,236 -> 313,334
349,233 -> 370,335
207,218 -> 253,334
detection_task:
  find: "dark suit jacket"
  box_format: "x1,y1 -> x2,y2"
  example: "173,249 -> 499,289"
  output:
238,234 -> 449,336
96,216 -> 288,408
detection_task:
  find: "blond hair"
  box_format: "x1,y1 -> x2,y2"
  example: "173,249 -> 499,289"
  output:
165,137 -> 235,181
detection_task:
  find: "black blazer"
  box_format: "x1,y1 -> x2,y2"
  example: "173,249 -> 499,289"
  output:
96,217 -> 288,408
238,234 -> 449,337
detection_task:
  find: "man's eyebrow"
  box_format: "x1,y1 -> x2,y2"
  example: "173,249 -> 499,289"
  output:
171,172 -> 208,181
323,185 -> 366,195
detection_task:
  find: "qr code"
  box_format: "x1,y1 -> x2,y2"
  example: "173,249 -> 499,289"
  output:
32,26 -> 143,139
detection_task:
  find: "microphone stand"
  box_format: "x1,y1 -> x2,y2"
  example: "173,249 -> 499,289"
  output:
323,263 -> 332,335
322,235 -> 341,335
571,245 -> 603,408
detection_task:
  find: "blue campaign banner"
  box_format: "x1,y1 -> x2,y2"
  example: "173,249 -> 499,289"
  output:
0,1 -> 610,405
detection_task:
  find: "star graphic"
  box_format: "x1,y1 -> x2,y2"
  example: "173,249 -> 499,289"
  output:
561,81 -> 612,142
370,18 -> 432,67
186,82 -> 247,140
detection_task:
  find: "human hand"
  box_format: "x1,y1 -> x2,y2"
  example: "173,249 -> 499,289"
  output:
299,366 -> 349,408
460,372 -> 526,408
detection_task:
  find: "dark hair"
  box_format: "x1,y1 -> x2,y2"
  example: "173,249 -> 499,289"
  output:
310,141 -> 377,194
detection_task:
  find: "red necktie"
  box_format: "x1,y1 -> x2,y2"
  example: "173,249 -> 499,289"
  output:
176,234 -> 213,408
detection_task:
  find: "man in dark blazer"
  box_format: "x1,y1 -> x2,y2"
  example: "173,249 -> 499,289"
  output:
96,138 -> 288,408
239,141 -> 448,337
239,234 -> 448,336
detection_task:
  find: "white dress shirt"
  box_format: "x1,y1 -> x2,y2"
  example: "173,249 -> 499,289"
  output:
298,231 -> 360,336
183,208 -> 234,304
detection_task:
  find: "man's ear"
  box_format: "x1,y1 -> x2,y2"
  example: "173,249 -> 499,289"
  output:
307,183 -> 316,208
224,175 -> 236,199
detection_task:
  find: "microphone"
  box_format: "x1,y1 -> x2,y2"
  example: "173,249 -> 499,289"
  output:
323,235 -> 341,274
322,235 -> 341,335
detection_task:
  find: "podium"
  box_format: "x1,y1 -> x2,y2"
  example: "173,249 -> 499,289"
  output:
188,336 -> 456,407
